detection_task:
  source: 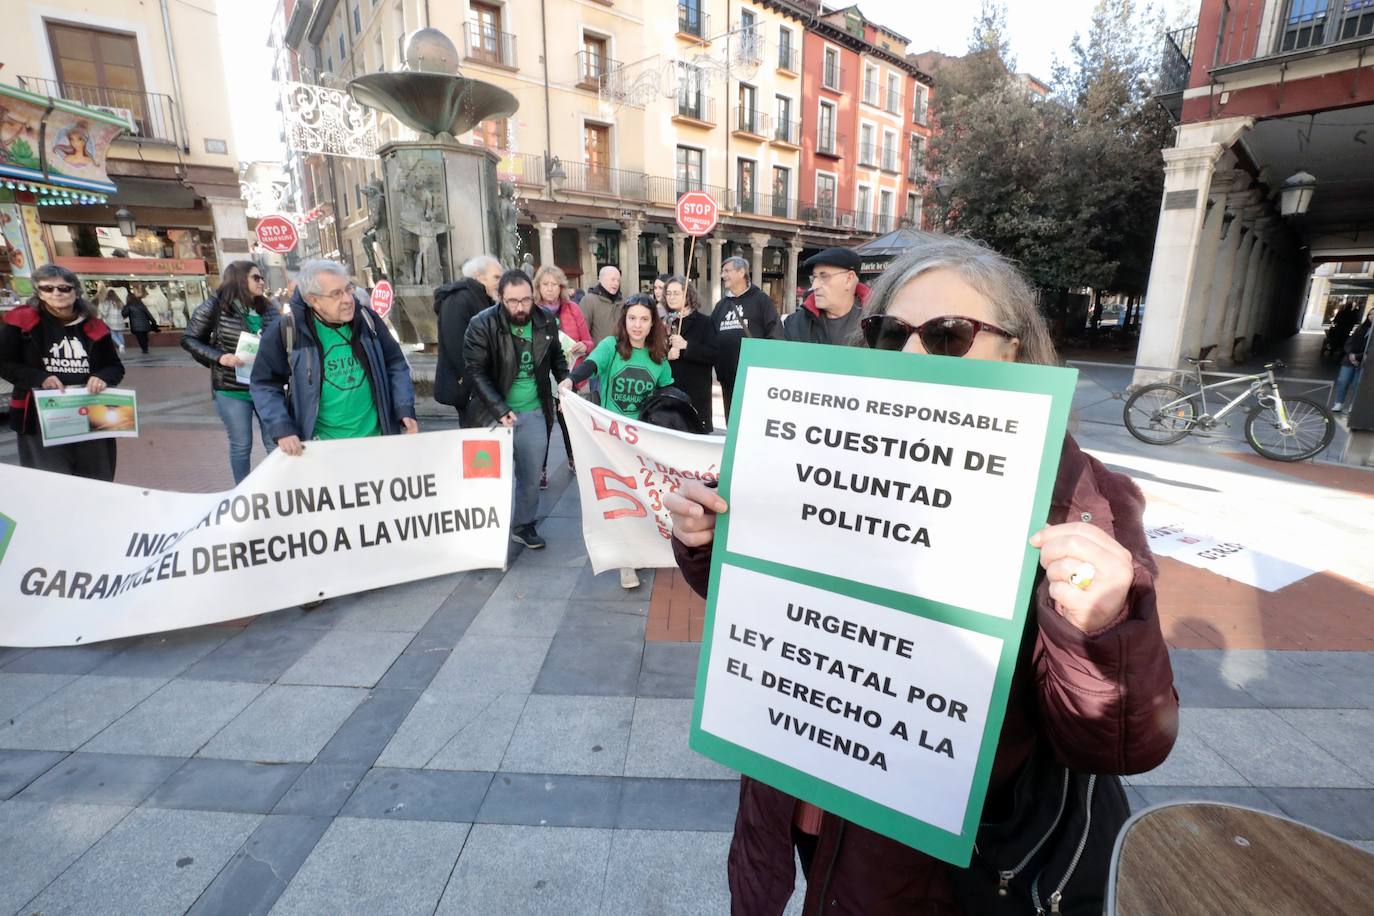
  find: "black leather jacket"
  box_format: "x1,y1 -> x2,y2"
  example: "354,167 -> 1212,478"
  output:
182,294 -> 277,392
461,303 -> 569,427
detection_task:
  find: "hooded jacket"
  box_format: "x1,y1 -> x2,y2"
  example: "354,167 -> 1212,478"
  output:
672,436 -> 1178,915
460,303 -> 570,427
182,293 -> 280,392
1,305 -> 124,434
433,277 -> 494,408
783,283 -> 873,346
579,283 -> 624,345
712,284 -> 783,390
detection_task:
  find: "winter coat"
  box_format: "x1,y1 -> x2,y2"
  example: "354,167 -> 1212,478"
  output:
250,291 -> 416,442
181,294 -> 279,393
580,283 -> 624,345
783,283 -> 873,345
0,305 -> 125,434
672,435 -> 1178,916
544,296 -> 594,370
667,309 -> 718,415
121,295 -> 157,333
1344,318 -> 1372,365
433,277 -> 494,408
712,285 -> 783,391
461,303 -> 570,427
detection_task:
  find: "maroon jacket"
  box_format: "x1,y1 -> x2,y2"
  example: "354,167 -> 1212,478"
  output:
673,435 -> 1178,916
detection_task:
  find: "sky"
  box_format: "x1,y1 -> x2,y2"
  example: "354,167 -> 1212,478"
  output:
219,0 -> 1177,165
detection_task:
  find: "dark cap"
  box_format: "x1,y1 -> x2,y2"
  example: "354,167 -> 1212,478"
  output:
802,247 -> 861,272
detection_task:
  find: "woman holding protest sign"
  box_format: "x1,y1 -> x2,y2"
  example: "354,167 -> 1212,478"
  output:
666,234 -> 1177,916
0,264 -> 125,479
560,293 -> 674,590
182,261 -> 279,484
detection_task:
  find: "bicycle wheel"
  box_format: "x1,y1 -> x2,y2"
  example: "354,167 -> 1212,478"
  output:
1123,384 -> 1196,445
1244,396 -> 1335,462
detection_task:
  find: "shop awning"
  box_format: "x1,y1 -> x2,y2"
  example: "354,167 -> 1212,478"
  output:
0,82 -> 128,202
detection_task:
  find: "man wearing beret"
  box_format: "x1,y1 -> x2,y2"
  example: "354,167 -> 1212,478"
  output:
784,247 -> 871,347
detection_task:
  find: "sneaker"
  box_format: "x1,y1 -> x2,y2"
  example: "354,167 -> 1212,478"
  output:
620,567 -> 640,589
540,468 -> 549,489
512,525 -> 546,549
301,599 -> 325,611
1332,402 -> 1343,413
567,458 -> 576,472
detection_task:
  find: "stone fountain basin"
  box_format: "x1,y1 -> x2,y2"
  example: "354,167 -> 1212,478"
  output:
348,72 -> 519,138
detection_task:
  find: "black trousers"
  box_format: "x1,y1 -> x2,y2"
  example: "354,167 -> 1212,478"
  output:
131,330 -> 150,352
17,433 -> 118,481
543,402 -> 575,471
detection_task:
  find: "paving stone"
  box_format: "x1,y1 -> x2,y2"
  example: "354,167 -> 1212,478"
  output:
181,627 -> 327,683
268,817 -> 469,916
618,778 -> 739,831
315,688 -> 421,765
1188,708 -> 1369,788
429,636 -> 552,693
404,603 -> 482,655
600,829 -> 732,915
82,680 -> 266,757
278,630 -> 413,688
533,635 -> 643,697
1274,709 -> 1374,783
198,686 -> 367,763
0,748 -> 65,800
435,824 -> 611,916
510,516 -> 590,568
1123,784 -> 1148,812
324,573 -> 462,632
490,566 -> 584,602
376,651 -> 448,690
501,695 -> 634,776
147,759 -> 305,814
0,646 -> 31,668
0,672 -> 77,722
637,641 -> 702,699
1128,712 -> 1251,787
1166,650 -> 1264,708
0,801 -> 131,914
339,767 -> 492,822
1283,652 -> 1374,706
1,640 -> 136,675
377,692 -> 527,772
272,763 -> 371,817
89,626 -> 238,678
1209,650 -> 1356,708
548,482 -> 583,518
1132,785 -> 1284,815
25,807 -> 260,916
557,601 -> 648,642
18,752 -> 183,806
467,597 -> 569,639
0,676 -> 166,751
187,815 -> 332,916
571,564 -> 657,604
1261,787 -> 1374,841
476,772 -> 621,828
625,698 -> 737,780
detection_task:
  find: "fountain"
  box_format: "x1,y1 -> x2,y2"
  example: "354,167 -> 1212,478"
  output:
347,29 -> 520,343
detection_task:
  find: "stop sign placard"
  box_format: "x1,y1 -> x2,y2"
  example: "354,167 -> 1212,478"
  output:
370,280 -> 394,319
255,214 -> 299,253
676,191 -> 719,237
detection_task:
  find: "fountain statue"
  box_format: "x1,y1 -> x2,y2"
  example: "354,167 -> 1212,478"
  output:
348,29 -> 519,342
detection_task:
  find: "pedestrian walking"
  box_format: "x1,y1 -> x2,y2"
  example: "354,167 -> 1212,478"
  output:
182,260 -> 280,484
463,269 -> 570,550
250,258 -> 418,455
561,293 -> 673,588
99,288 -> 127,352
534,264 -> 593,487
121,285 -> 157,353
783,247 -> 872,346
666,234 -> 1177,916
663,275 -> 718,432
579,265 -> 624,344
1332,309 -> 1371,412
433,255 -> 502,418
0,264 -> 125,480
711,255 -> 782,420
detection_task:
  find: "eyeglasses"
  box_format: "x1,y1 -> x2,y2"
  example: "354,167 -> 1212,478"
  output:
314,288 -> 354,301
810,270 -> 853,284
37,284 -> 76,294
503,297 -> 534,309
860,314 -> 1015,358
248,274 -> 265,283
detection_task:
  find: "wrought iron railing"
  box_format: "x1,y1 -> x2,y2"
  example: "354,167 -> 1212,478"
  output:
862,80 -> 882,107
817,132 -> 845,157
649,175 -> 729,207
576,50 -> 618,89
773,117 -> 801,145
881,146 -> 899,173
678,3 -> 710,39
859,141 -> 879,167
777,46 -> 800,72
497,151 -> 546,187
733,106 -> 769,136
736,25 -> 764,65
560,160 -> 648,199
801,205 -> 860,230
464,23 -> 517,69
676,95 -> 716,123
821,63 -> 845,91
732,190 -> 797,219
1160,24 -> 1196,93
876,213 -> 896,234
17,76 -> 184,148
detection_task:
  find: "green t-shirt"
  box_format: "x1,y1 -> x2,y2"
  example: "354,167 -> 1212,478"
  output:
587,336 -> 674,419
312,318 -> 381,440
507,322 -> 541,414
221,306 -> 264,402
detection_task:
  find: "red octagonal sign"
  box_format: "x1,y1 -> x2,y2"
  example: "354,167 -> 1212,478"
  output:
255,214 -> 299,253
370,280 -> 394,319
675,191 -> 719,237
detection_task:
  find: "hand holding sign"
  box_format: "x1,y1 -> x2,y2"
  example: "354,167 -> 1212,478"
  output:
665,481 -> 727,548
1030,522 -> 1135,633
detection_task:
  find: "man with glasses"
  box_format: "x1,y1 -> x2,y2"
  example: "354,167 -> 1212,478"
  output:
784,247 -> 871,347
461,269 -> 570,549
712,256 -> 782,419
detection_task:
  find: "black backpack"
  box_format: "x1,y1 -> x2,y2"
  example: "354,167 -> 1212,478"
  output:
638,386 -> 707,434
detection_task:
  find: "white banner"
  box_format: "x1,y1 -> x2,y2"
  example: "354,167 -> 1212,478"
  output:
0,430 -> 512,647
560,395 -> 724,573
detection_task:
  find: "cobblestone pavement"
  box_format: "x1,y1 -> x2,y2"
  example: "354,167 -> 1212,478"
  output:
1,349 -> 1371,914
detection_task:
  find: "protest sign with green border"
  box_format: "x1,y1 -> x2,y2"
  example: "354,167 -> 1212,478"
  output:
689,339 -> 1077,866
35,387 -> 139,446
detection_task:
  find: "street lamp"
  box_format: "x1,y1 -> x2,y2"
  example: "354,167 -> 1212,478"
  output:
115,208 -> 137,238
546,155 -> 566,189
1279,170 -> 1317,216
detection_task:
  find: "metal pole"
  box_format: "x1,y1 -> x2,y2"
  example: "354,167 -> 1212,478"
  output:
158,0 -> 191,151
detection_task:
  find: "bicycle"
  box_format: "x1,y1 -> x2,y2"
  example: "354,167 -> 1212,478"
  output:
1122,358 -> 1336,462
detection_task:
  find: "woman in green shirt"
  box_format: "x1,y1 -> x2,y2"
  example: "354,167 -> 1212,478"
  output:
182,260 -> 278,483
560,293 -> 673,588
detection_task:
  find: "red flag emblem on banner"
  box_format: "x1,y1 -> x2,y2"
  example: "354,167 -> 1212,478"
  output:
462,440 -> 501,479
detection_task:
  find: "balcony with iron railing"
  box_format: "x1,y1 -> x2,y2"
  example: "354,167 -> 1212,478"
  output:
648,175 -> 729,207
733,106 -> 769,138
559,160 -> 649,199
17,76 -> 185,149
1160,24 -> 1197,95
736,25 -> 764,65
913,94 -> 930,126
464,22 -> 518,69
677,4 -> 711,40
881,146 -> 899,173
772,117 -> 801,146
675,95 -> 716,125
821,64 -> 846,92
817,132 -> 846,158
730,190 -> 798,219
497,151 -> 547,188
862,80 -> 883,107
777,45 -> 800,73
858,141 -> 880,168
875,213 -> 896,234
885,91 -> 903,116
801,204 -> 860,230
576,51 -> 619,91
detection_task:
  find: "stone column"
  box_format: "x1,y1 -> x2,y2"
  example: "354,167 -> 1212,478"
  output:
1199,188 -> 1261,357
785,240 -> 803,315
1216,224 -> 1261,366
670,233 -> 687,276
748,232 -> 770,287
708,237 -> 726,303
654,236 -> 669,276
536,221 -> 557,269
1301,273 -> 1330,330
621,220 -> 643,293
579,228 -> 597,288
1177,167 -> 1242,360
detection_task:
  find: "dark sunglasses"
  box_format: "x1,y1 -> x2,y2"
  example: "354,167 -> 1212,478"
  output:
249,274 -> 265,282
37,284 -> 76,294
861,314 -> 1015,357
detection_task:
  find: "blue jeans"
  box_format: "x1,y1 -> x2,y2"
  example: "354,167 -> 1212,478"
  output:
214,391 -> 275,484
512,409 -> 549,529
1334,362 -> 1362,406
